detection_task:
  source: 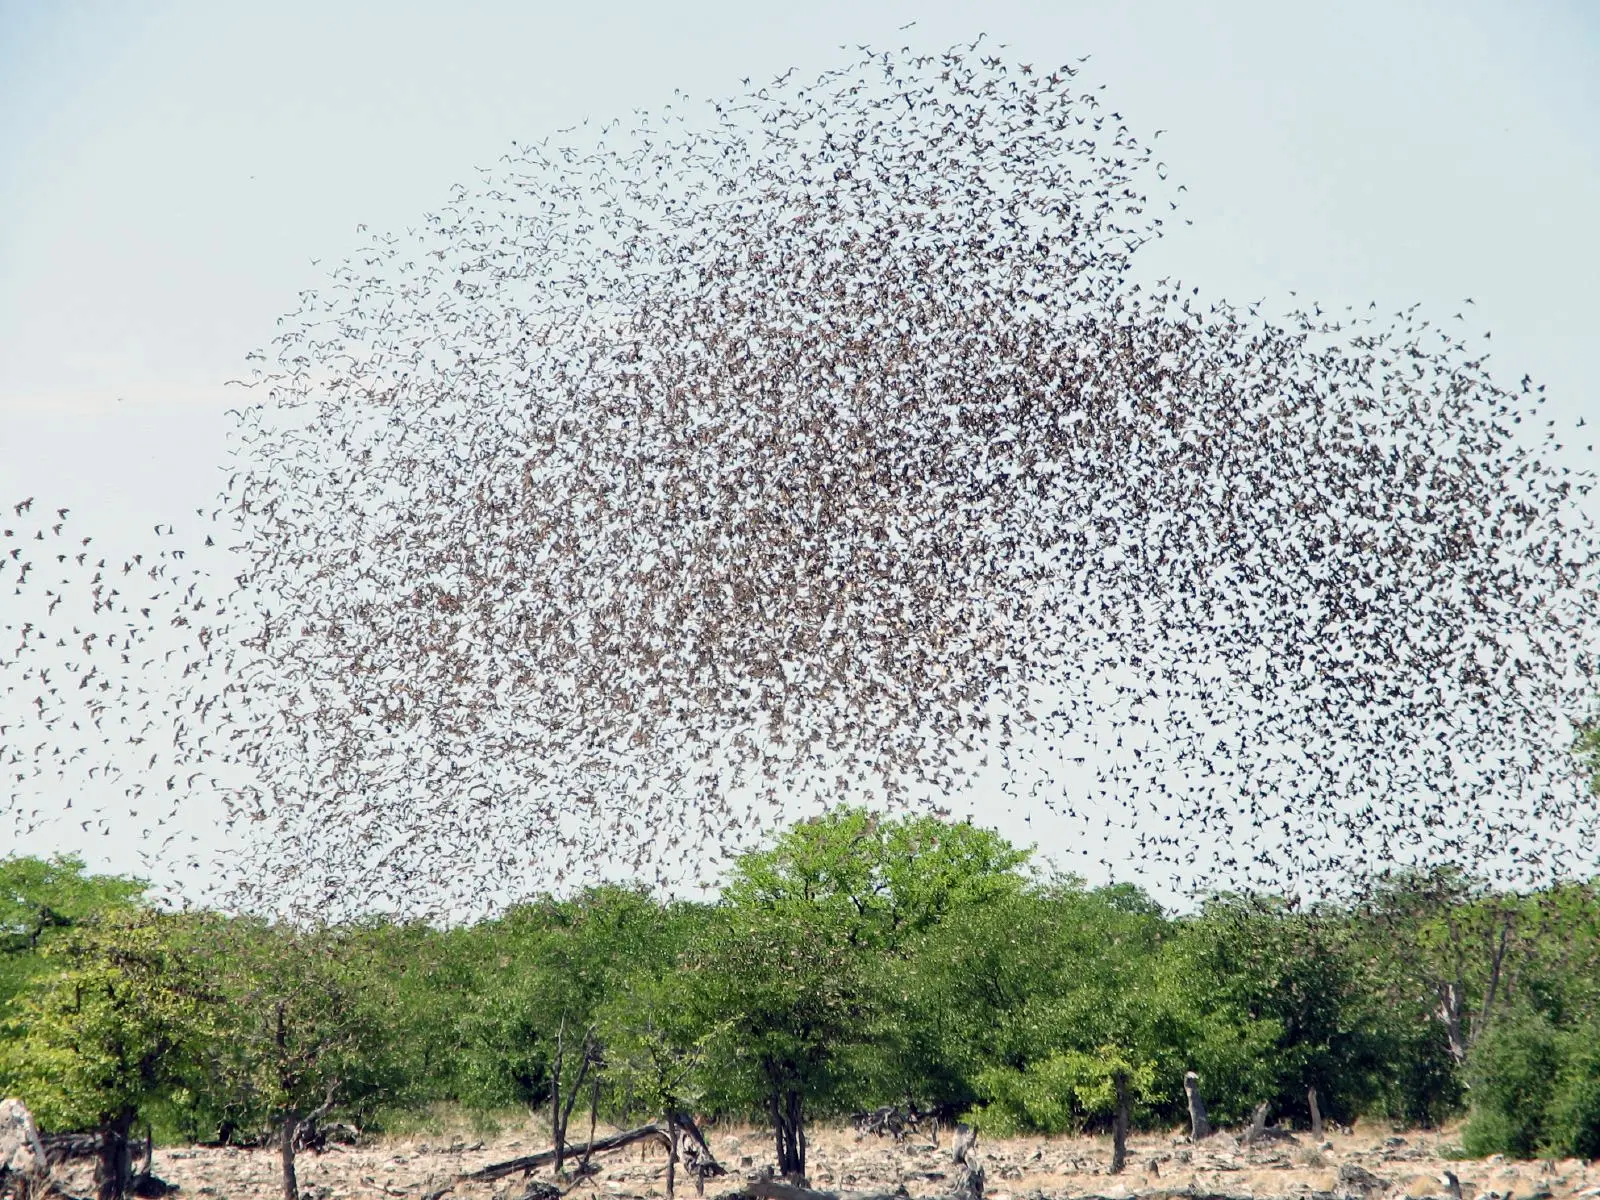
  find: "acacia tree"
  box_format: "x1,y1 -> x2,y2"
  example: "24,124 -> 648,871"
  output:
0,910 -> 213,1200
205,921 -> 397,1200
683,809 -> 1029,1177
684,901 -> 873,1181
1350,870 -> 1600,1075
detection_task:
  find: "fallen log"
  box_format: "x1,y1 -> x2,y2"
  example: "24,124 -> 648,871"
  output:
39,1133 -> 99,1165
736,1180 -> 901,1200
465,1123 -> 671,1184
422,1122 -> 681,1200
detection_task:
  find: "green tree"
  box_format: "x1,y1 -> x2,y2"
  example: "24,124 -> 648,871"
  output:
453,882 -> 705,1172
205,920 -> 400,1200
0,855 -> 146,1014
723,807 -> 1029,951
970,1045 -> 1158,1141
906,880 -> 1224,1129
685,807 -> 1031,1176
1178,897 -> 1430,1126
0,909 -> 214,1200
683,899 -> 873,1180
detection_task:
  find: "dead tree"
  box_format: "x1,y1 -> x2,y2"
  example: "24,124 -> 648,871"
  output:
1110,1072 -> 1130,1174
550,1021 -> 598,1178
1184,1072 -> 1212,1140
1243,1101 -> 1270,1148
951,1125 -> 984,1200
0,1100 -> 49,1200
423,1120 -> 725,1200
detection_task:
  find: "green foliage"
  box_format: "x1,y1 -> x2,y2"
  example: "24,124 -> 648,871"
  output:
0,854 -> 147,1014
1462,1011 -> 1565,1157
971,1046 -> 1157,1136
1177,897 -> 1434,1125
594,969 -> 707,1122
683,895 -> 878,1122
1546,1029 -> 1600,1160
0,908 -> 212,1133
1464,1010 -> 1600,1159
723,806 -> 1029,951
1,819 -> 1597,1163
203,919 -> 404,1137
1576,715 -> 1599,797
451,885 -> 702,1113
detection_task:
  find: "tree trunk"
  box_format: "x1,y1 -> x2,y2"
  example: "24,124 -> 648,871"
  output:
1110,1071 -> 1129,1175
580,1072 -> 600,1175
280,1111 -> 301,1200
665,1112 -> 677,1200
550,1021 -> 594,1179
1184,1072 -> 1211,1140
95,1111 -> 135,1200
1244,1101 -> 1269,1147
769,1087 -> 806,1182
1437,981 -> 1469,1063
1308,1087 -> 1323,1139
552,1020 -> 566,1177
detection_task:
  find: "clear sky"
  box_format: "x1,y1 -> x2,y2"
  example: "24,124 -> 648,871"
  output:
2,0 -> 1597,897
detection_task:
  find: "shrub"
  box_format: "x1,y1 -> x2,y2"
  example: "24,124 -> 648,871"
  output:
1461,1012 -> 1563,1157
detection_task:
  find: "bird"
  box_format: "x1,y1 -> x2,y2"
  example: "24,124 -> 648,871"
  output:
1,36 -> 1594,923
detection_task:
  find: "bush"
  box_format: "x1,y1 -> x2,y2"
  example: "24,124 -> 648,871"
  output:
969,1048 -> 1155,1136
1462,1012 -> 1563,1157
1546,1028 -> 1600,1159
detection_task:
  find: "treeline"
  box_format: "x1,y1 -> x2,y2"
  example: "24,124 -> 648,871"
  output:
5,808 -> 1600,1198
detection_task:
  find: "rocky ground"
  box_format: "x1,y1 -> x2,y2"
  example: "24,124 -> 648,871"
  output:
44,1120 -> 1600,1200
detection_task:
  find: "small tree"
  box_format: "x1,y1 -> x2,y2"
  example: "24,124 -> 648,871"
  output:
684,902 -> 874,1180
971,1045 -> 1157,1156
207,920 -> 397,1200
597,972 -> 714,1195
0,910 -> 213,1200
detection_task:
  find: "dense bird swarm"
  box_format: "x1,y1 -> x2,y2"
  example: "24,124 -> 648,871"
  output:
3,43 -> 1597,917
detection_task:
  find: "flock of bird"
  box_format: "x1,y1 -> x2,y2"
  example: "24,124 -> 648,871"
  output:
3,42 -> 1597,919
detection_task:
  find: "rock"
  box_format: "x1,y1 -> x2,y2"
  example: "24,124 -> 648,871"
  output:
0,1098 -> 48,1179
1336,1163 -> 1389,1197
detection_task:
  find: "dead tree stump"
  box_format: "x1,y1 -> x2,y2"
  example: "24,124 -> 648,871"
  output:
1111,1071 -> 1130,1175
1243,1101 -> 1269,1148
1184,1072 -> 1212,1140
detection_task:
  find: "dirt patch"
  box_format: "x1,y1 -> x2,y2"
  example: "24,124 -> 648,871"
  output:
43,1123 -> 1598,1200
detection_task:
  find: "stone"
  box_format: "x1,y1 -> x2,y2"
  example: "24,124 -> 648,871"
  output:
0,1098 -> 48,1179
1336,1163 -> 1389,1197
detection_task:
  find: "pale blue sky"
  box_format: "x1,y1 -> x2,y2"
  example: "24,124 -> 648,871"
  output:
2,1 -> 1597,893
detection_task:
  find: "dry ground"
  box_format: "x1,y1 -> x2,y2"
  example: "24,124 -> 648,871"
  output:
47,1119 -> 1600,1200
